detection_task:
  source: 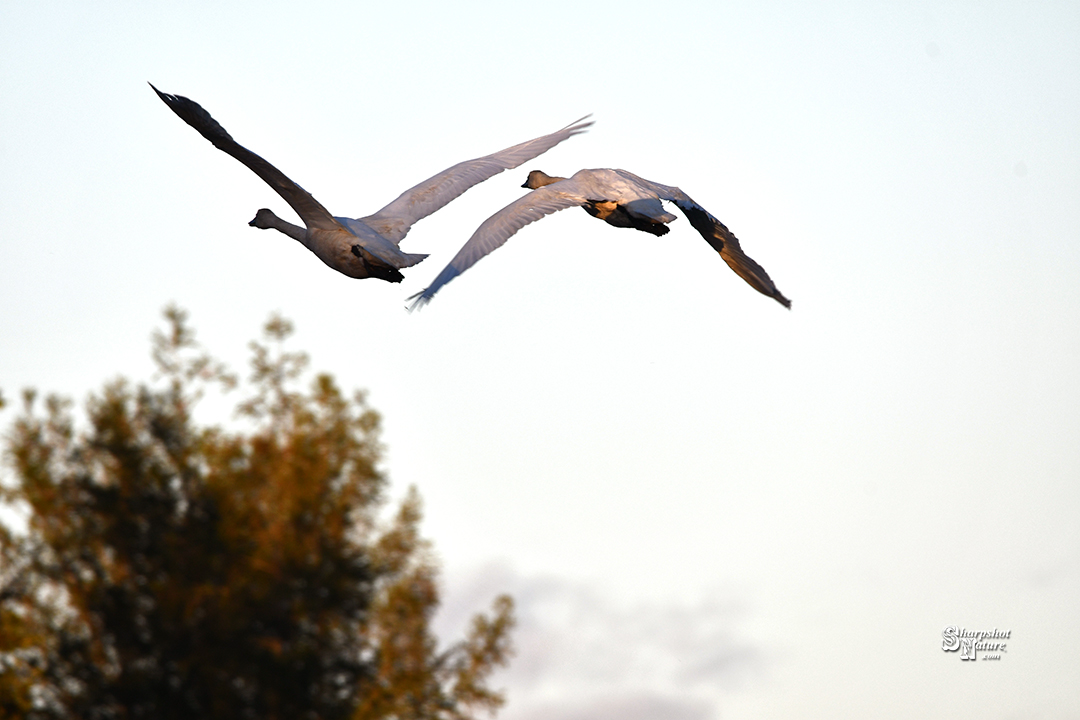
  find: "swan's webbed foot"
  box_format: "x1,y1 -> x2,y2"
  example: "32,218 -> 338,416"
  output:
352,244 -> 404,283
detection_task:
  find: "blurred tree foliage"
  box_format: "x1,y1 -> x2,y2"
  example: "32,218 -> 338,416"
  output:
0,307 -> 513,720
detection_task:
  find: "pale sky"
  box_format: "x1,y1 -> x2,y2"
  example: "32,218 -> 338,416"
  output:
2,1 -> 1079,718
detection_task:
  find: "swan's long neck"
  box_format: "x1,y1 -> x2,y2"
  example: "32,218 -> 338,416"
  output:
249,209 -> 306,243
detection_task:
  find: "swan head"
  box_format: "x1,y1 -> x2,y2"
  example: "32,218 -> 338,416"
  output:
247,207 -> 306,243
248,208 -> 279,229
522,170 -> 565,190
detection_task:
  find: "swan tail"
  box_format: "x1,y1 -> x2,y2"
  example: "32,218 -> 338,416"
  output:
397,252 -> 429,269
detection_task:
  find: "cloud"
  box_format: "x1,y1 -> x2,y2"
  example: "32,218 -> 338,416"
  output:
435,563 -> 765,720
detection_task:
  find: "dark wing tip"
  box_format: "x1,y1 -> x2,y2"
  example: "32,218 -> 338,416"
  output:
675,201 -> 792,309
148,82 -> 183,110
406,288 -> 432,313
150,84 -> 235,146
406,265 -> 462,312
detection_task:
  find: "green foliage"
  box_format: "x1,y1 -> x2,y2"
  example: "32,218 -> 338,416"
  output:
0,306 -> 514,720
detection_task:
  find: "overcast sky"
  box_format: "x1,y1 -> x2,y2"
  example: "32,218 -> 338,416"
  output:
2,1 -> 1079,718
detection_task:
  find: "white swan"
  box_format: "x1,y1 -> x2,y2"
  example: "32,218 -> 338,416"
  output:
408,168 -> 791,307
151,84 -> 591,282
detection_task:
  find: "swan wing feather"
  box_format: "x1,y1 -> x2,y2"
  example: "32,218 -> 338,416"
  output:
151,84 -> 341,232
624,172 -> 791,308
366,116 -> 592,244
408,183 -> 588,309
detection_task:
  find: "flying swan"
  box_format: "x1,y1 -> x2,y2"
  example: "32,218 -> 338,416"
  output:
408,168 -> 791,307
151,84 -> 591,282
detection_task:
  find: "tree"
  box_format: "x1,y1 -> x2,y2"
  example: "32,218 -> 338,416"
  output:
0,307 -> 513,720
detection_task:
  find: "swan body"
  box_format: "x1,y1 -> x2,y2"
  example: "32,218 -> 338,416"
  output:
151,84 -> 591,282
409,168 -> 791,307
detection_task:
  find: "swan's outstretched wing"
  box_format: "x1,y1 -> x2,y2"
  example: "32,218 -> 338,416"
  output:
151,84 -> 342,232
365,116 -> 593,245
625,172 -> 792,309
408,183 -> 588,309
